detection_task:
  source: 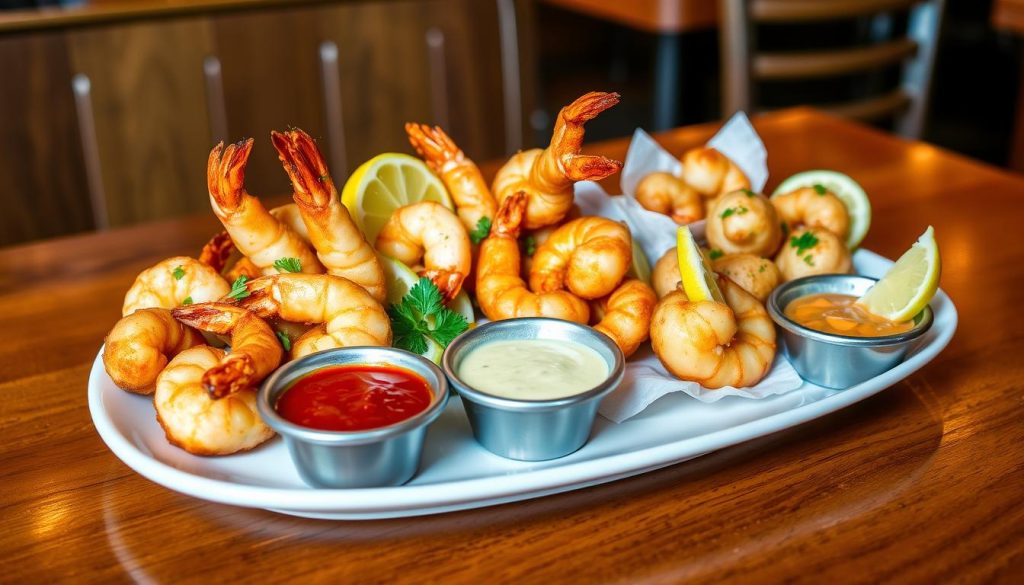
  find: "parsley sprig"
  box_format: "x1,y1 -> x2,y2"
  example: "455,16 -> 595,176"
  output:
790,231 -> 820,255
388,277 -> 469,354
172,265 -> 186,280
813,183 -> 827,195
276,331 -> 291,351
523,235 -> 537,257
274,257 -> 302,273
226,275 -> 251,300
720,206 -> 748,219
469,217 -> 492,245
708,248 -> 724,260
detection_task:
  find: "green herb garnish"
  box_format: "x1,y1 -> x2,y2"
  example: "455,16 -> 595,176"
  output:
181,296 -> 193,305
276,331 -> 291,351
813,184 -> 827,195
708,249 -> 724,260
469,217 -> 492,245
273,257 -> 302,273
720,208 -> 736,219
172,265 -> 186,280
387,277 -> 469,354
741,188 -> 756,198
226,275 -> 251,300
803,254 -> 815,266
790,231 -> 819,256
758,264 -> 766,273
524,235 -> 537,257
781,222 -> 790,237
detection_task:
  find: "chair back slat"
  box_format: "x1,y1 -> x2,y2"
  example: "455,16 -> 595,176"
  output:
752,0 -> 920,23
755,39 -> 918,80
820,89 -> 912,122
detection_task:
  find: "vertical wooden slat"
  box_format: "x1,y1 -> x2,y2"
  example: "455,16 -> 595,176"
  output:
496,0 -> 523,154
203,55 -> 229,143
319,40 -> 348,180
71,74 -> 109,231
898,0 -> 945,138
719,0 -> 755,116
426,27 -> 451,130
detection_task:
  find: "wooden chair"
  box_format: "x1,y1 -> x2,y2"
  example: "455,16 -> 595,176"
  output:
719,0 -> 945,138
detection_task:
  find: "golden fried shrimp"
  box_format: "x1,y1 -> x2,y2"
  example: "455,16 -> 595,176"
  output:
226,256 -> 262,281
269,203 -> 312,243
122,257 -> 230,317
528,216 -> 632,300
705,191 -> 782,258
406,123 -> 496,232
198,231 -> 235,274
651,247 -> 682,299
375,201 -> 472,300
712,254 -> 782,303
102,308 -> 205,394
680,147 -> 750,205
591,279 -> 656,357
634,172 -> 704,224
775,227 -> 852,282
171,303 -> 283,399
271,129 -> 386,302
772,187 -> 850,242
154,346 -> 274,456
492,92 -> 622,229
651,276 -> 776,389
476,192 -> 590,323
235,273 -> 392,359
207,139 -> 324,275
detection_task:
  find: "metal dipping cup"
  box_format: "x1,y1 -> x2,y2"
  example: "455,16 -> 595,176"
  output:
257,347 -> 449,488
442,318 -> 624,461
767,274 -> 934,389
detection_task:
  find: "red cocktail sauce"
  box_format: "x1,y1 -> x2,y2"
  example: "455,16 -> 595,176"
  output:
276,365 -> 433,432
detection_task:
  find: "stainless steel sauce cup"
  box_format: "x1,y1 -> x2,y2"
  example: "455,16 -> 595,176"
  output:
257,347 -> 449,488
442,318 -> 624,461
767,274 -> 934,389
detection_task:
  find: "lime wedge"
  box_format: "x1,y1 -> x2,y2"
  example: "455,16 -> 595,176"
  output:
773,170 -> 871,249
857,226 -> 940,322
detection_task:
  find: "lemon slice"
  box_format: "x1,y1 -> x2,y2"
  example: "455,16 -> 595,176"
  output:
857,226 -> 940,322
625,240 -> 652,285
341,153 -> 453,247
773,170 -> 871,249
676,226 -> 724,303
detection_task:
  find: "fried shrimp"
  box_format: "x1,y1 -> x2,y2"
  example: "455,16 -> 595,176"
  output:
234,273 -> 392,358
680,147 -> 750,207
406,123 -> 496,233
652,247 -> 682,299
207,139 -> 323,275
492,92 -> 622,229
122,257 -> 230,317
198,232 -> 235,274
154,346 -> 274,456
171,303 -> 283,399
476,192 -> 590,323
528,216 -> 632,300
712,254 -> 782,303
772,187 -> 850,242
705,190 -> 782,258
375,202 -> 472,300
775,227 -> 852,281
651,276 -> 776,389
634,172 -> 704,224
271,129 -> 387,302
591,279 -> 657,357
102,308 -> 205,394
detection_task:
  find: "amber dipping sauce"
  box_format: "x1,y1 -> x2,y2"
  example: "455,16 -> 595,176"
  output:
784,293 -> 914,338
275,365 -> 433,431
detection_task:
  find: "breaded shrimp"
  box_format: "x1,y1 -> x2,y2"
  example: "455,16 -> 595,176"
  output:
775,227 -> 852,281
635,172 -> 704,224
772,187 -> 850,243
591,279 -> 657,357
680,147 -> 750,208
271,129 -> 386,302
705,190 -> 782,258
712,253 -> 782,303
234,273 -> 392,359
122,257 -> 230,317
651,276 -> 776,389
528,216 -> 632,300
207,139 -> 324,275
492,92 -> 622,229
102,308 -> 206,394
375,201 -> 472,300
476,192 -> 590,323
406,123 -> 496,233
651,247 -> 682,299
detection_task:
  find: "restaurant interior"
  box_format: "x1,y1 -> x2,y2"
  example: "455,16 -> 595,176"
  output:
3,0 -> 1023,582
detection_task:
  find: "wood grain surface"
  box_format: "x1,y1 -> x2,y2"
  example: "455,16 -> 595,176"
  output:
539,0 -> 717,34
2,109 -> 1023,583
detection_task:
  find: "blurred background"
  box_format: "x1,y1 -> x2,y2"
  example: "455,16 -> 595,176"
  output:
1,0 -> 1020,247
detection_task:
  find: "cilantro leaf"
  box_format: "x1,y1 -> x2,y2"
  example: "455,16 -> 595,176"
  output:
273,257 -> 302,273
813,183 -> 827,195
226,275 -> 251,300
469,217 -> 492,245
708,249 -> 724,260
387,278 -> 469,355
276,331 -> 291,351
407,277 -> 443,318
388,302 -> 428,354
427,309 -> 469,347
172,265 -> 186,280
790,232 -> 820,256
181,296 -> 193,306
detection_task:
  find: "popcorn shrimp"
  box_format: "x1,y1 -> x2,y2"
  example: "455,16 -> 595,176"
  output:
705,190 -> 782,258
635,172 -> 704,224
234,273 -> 392,359
652,247 -> 683,299
271,129 -> 386,302
591,279 -> 657,357
492,92 -> 622,229
712,254 -> 782,303
775,227 -> 852,281
772,186 -> 850,243
528,216 -> 632,300
375,201 -> 472,300
680,147 -> 750,207
122,257 -> 230,317
651,276 -> 776,389
102,308 -> 205,394
476,192 -> 590,323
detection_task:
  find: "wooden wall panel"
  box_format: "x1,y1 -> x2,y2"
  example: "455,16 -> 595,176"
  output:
67,18 -> 216,227
0,33 -> 93,246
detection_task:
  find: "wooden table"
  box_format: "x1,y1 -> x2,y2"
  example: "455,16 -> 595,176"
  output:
3,109 -> 1022,582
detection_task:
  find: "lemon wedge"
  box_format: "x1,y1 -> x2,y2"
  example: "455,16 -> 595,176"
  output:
341,153 -> 452,247
626,240 -> 652,285
857,226 -> 940,322
676,226 -> 724,303
773,170 -> 871,249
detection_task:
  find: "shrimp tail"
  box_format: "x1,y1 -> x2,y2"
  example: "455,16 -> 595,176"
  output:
561,91 -> 620,126
493,191 -> 528,238
271,129 -> 334,210
198,231 -> 235,273
405,123 -> 459,173
203,355 -> 257,399
172,302 -> 238,332
422,269 -> 465,303
550,92 -> 622,183
561,154 -> 623,182
208,139 -> 254,211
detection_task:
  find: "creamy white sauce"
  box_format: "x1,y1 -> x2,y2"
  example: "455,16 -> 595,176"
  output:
457,339 -> 609,399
